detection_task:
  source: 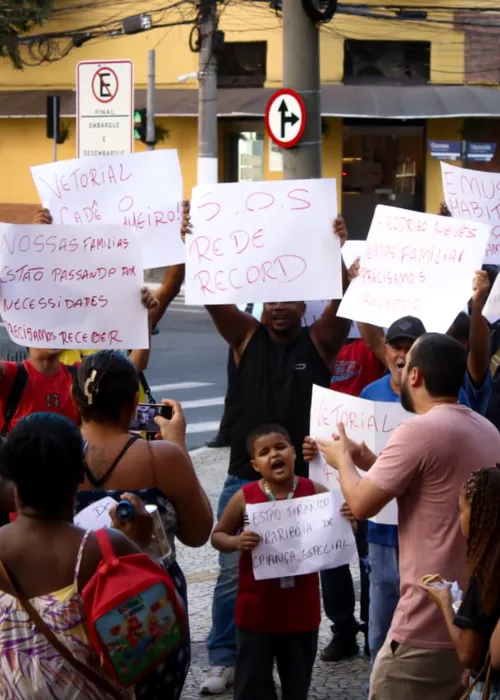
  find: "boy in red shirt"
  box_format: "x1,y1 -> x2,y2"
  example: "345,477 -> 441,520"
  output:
212,424 -> 353,700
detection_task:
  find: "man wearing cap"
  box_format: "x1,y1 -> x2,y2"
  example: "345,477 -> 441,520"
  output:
361,298 -> 492,666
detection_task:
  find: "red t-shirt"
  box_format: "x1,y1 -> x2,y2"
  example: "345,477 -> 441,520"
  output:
0,360 -> 80,434
235,477 -> 321,634
330,339 -> 385,397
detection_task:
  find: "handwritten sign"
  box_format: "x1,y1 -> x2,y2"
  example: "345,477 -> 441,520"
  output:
441,162 -> 500,264
309,385 -> 411,525
74,496 -> 117,530
246,491 -> 356,580
31,150 -> 184,269
341,240 -> 365,270
337,204 -> 490,333
0,223 -> 148,349
483,272 -> 500,322
185,179 -> 342,305
301,243 -> 366,325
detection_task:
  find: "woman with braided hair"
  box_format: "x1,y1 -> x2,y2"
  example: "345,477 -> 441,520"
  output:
421,466 -> 500,699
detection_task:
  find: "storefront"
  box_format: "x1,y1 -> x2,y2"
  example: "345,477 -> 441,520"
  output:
1,83 -> 500,235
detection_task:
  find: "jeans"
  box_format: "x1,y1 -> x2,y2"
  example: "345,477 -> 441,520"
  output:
207,474 -> 253,667
320,520 -> 370,637
368,543 -> 400,665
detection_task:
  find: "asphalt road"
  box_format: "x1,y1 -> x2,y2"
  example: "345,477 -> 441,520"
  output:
0,288 -> 229,451
145,289 -> 228,450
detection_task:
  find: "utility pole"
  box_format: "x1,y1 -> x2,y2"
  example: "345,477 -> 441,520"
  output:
282,0 -> 321,179
197,0 -> 218,185
146,49 -> 156,150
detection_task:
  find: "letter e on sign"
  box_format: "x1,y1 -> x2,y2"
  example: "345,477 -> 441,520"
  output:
265,89 -> 306,149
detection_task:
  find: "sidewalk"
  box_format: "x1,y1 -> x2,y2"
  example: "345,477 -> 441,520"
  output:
177,447 -> 370,699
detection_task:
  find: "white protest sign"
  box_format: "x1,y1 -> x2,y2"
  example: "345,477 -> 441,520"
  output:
483,272 -> 500,322
74,496 -> 117,530
304,300 -> 328,326
441,162 -> 500,264
185,179 -> 342,305
309,385 -> 411,526
301,242 -> 365,326
342,240 -> 365,269
337,205 -> 490,333
246,491 -> 356,580
0,224 -> 148,349
31,150 -> 184,269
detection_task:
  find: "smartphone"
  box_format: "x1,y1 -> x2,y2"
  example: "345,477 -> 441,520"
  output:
130,403 -> 173,433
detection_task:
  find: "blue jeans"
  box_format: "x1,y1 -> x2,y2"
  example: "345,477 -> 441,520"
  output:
207,475 -> 252,667
320,520 -> 370,637
368,543 -> 400,665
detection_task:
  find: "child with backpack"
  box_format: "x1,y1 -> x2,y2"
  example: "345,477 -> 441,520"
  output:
211,423 -> 355,700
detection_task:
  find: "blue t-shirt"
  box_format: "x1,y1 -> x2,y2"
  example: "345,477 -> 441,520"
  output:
361,369 -> 492,548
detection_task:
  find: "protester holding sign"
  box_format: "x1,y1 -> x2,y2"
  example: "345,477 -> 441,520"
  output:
318,333 -> 500,700
211,424 -> 355,700
31,150 -> 184,270
335,272 -> 491,668
33,205 -> 185,404
181,200 -> 351,694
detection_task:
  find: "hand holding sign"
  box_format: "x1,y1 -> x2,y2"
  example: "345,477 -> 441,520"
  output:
246,491 -> 356,580
441,162 -> 500,264
236,530 -> 261,552
31,150 -> 184,269
472,269 -> 490,306
309,386 -> 409,525
0,223 -> 148,349
185,178 -> 342,305
337,204 -> 490,333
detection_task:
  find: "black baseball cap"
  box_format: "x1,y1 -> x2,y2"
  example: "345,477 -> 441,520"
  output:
386,316 -> 426,345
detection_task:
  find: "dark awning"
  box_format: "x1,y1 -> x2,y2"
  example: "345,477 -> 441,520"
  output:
1,84 -> 500,119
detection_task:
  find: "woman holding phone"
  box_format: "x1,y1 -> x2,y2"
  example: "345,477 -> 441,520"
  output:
73,350 -> 213,700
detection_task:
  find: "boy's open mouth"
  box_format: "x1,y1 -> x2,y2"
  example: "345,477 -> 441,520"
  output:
396,359 -> 406,370
271,457 -> 285,471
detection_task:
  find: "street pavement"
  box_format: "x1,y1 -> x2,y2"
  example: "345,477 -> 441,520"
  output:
178,447 -> 370,699
145,286 -> 228,450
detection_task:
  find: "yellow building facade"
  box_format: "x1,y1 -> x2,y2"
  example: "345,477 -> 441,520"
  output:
0,0 -> 499,236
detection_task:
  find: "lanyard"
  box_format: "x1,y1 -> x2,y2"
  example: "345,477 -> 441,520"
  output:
263,476 -> 298,502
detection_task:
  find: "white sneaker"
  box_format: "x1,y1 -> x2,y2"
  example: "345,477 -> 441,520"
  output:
200,666 -> 235,695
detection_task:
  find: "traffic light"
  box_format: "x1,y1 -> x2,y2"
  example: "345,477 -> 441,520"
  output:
134,108 -> 147,142
46,95 -> 60,142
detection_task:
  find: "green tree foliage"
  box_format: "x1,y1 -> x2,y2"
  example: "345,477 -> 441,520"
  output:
0,0 -> 54,69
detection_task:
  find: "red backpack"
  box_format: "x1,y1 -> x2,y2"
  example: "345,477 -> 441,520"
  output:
82,528 -> 187,687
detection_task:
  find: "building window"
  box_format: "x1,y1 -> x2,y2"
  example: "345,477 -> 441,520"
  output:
456,12 -> 500,84
238,132 -> 264,182
218,41 -> 267,88
344,40 -> 430,85
342,123 -> 424,197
